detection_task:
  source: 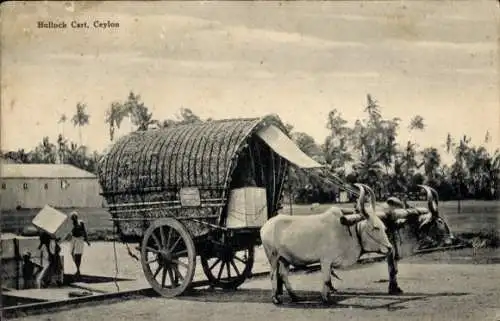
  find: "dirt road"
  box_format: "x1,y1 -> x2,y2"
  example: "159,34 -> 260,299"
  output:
16,259 -> 500,321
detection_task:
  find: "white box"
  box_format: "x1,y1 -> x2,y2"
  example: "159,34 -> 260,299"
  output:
1,236 -> 16,259
31,205 -> 72,240
226,187 -> 268,228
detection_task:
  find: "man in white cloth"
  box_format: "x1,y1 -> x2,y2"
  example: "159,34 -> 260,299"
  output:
69,211 -> 91,278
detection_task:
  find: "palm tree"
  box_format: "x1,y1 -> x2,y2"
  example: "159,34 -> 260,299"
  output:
5,149 -> 29,163
397,115 -> 426,193
364,94 -> 381,122
105,102 -> 126,141
409,115 -> 425,131
32,137 -> 57,163
466,146 -> 493,198
451,135 -> 471,210
421,147 -> 441,184
491,150 -> 500,198
178,108 -> 202,124
292,132 -> 321,157
72,102 -> 90,145
66,142 -> 89,169
58,114 -> 67,137
160,119 -> 177,128
57,134 -> 68,164
132,105 -> 158,131
484,130 -> 491,144
123,92 -> 158,131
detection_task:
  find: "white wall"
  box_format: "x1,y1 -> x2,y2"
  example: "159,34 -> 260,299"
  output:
0,178 -> 104,209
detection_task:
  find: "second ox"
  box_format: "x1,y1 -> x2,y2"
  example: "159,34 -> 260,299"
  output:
372,184 -> 454,295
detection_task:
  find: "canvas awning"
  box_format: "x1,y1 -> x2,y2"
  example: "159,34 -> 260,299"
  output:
256,125 -> 324,169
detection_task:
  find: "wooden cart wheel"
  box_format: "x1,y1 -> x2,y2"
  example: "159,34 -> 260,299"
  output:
201,244 -> 254,290
140,218 -> 196,297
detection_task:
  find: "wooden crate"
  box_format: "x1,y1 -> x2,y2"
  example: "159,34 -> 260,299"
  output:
226,187 -> 268,228
32,205 -> 72,240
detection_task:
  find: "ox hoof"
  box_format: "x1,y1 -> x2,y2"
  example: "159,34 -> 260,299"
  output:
272,295 -> 283,305
289,293 -> 300,302
388,284 -> 404,295
320,293 -> 332,304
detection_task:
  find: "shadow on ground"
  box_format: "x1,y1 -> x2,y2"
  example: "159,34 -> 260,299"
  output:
63,274 -> 134,284
151,288 -> 469,311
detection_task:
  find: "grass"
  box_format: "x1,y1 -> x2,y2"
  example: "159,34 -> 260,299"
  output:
282,200 -> 499,248
73,200 -> 499,247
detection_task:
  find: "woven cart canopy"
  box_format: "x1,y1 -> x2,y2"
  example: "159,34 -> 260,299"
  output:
97,114 -> 323,239
98,115 -> 322,195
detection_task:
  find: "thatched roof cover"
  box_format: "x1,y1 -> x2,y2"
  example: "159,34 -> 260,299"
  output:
97,115 -> 287,195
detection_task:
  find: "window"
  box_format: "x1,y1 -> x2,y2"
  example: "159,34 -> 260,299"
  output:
1,183 -> 5,189
44,183 -> 49,190
61,180 -> 70,189
23,183 -> 28,190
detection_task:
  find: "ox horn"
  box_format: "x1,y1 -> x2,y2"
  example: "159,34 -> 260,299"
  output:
418,184 -> 439,217
430,186 -> 440,205
361,184 -> 377,220
354,183 -> 368,219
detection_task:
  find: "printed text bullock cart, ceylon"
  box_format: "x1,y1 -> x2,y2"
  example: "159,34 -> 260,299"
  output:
97,115 -> 324,297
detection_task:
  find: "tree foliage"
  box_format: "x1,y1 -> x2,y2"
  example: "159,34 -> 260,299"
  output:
2,92 -> 499,203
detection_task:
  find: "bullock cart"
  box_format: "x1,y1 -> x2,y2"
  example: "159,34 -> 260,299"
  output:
97,115 -> 323,297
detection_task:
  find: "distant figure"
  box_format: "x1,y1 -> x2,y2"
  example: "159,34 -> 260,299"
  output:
48,237 -> 63,286
69,211 -> 91,278
38,231 -> 51,252
37,231 -> 63,287
22,252 -> 41,289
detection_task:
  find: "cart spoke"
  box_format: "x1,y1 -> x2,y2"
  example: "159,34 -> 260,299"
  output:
161,267 -> 168,288
159,226 -> 166,248
217,262 -> 224,280
171,259 -> 188,269
169,236 -> 182,253
173,265 -> 184,282
166,227 -> 172,249
173,249 -> 187,258
209,258 -> 221,271
234,255 -> 247,264
230,259 -> 241,277
151,233 -> 162,250
168,268 -> 176,286
153,265 -> 162,278
146,257 -> 158,264
226,261 -> 231,278
146,246 -> 160,254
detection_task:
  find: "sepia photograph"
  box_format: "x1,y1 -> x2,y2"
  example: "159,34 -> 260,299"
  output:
1,1 -> 499,320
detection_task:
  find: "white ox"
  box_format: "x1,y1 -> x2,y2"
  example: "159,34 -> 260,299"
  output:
260,183 -> 391,304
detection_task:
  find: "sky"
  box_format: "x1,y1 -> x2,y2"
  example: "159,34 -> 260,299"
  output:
1,1 -> 499,161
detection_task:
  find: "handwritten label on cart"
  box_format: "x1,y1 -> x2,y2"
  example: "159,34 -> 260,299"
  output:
179,187 -> 201,207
